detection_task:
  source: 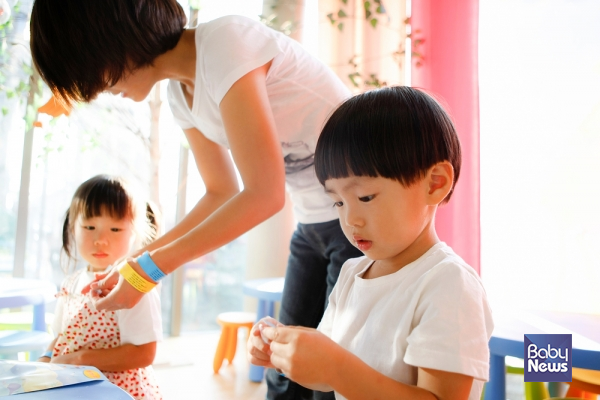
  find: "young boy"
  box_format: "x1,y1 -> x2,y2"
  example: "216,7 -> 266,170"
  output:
248,86 -> 494,400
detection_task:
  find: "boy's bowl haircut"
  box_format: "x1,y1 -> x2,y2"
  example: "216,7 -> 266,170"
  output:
314,86 -> 461,203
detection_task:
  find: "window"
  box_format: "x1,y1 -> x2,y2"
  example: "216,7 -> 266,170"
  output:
0,0 -> 263,335
480,0 -> 600,314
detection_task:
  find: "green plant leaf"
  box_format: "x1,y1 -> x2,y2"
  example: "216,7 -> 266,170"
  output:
365,9 -> 372,19
338,22 -> 344,31
348,72 -> 360,88
338,9 -> 347,18
327,13 -> 336,24
1,107 -> 8,116
370,18 -> 378,28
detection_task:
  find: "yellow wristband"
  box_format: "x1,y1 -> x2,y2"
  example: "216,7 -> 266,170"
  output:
119,263 -> 157,293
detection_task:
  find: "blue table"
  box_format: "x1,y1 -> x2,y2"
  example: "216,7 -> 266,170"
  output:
0,278 -> 57,357
12,379 -> 134,399
0,278 -> 57,331
485,310 -> 600,400
243,277 -> 284,382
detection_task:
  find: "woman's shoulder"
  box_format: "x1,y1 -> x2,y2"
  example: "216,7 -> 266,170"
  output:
197,15 -> 270,37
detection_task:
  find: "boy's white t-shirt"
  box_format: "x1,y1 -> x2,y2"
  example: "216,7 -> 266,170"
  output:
318,242 -> 494,400
52,270 -> 163,346
167,15 -> 351,224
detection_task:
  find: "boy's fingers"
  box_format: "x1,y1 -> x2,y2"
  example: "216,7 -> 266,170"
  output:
263,326 -> 291,343
248,345 -> 271,362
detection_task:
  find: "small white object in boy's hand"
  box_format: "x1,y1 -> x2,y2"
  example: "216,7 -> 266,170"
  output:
260,319 -> 276,344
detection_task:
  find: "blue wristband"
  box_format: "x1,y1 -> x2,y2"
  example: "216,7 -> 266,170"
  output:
42,350 -> 53,358
137,251 -> 166,282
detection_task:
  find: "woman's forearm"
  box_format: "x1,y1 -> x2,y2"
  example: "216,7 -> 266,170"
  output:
137,189 -> 238,255
153,185 -> 284,274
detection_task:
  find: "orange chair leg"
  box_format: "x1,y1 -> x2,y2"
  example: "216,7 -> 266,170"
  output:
226,327 -> 238,364
213,326 -> 231,373
565,385 -> 597,399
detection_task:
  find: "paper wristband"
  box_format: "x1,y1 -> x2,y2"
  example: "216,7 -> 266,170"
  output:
119,263 -> 157,293
137,251 -> 167,282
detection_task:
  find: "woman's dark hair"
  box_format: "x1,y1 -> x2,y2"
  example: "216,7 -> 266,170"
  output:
30,0 -> 187,105
62,175 -> 160,270
315,86 -> 462,203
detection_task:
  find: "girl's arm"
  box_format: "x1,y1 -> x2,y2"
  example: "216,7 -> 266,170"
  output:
50,342 -> 157,372
94,62 -> 285,311
264,326 -> 473,400
37,337 -> 58,363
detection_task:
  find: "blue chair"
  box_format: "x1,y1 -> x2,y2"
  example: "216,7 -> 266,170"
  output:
242,277 -> 284,382
0,330 -> 53,359
0,278 -> 56,359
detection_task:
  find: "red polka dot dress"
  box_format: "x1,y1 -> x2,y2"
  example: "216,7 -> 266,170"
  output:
53,269 -> 163,400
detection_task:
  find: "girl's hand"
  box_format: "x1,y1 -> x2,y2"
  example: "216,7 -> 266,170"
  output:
50,352 -> 80,365
247,316 -> 281,368
91,258 -> 148,311
263,326 -> 339,387
37,356 -> 51,363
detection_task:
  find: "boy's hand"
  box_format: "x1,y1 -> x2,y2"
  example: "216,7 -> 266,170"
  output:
264,326 -> 339,387
247,316 -> 281,368
37,356 -> 50,363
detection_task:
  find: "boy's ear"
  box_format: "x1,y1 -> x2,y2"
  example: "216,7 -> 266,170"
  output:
426,161 -> 454,205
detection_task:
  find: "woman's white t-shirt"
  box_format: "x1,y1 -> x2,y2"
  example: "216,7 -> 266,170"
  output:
167,15 -> 351,224
318,243 -> 494,400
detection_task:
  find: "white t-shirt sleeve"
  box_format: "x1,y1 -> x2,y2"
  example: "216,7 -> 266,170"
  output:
404,263 -> 493,381
117,287 -> 163,346
200,18 -> 282,105
51,275 -> 72,335
51,296 -> 64,335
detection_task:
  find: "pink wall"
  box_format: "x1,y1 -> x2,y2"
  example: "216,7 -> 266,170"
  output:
411,0 -> 481,274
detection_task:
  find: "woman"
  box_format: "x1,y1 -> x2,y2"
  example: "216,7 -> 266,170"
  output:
30,1 -> 362,399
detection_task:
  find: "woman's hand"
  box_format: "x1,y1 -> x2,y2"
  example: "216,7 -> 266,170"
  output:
81,268 -> 118,296
91,258 -> 150,311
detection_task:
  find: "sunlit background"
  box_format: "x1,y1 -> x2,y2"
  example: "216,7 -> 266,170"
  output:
1,0 -> 599,342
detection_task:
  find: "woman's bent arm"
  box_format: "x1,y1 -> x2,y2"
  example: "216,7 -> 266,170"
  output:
151,62 -> 285,273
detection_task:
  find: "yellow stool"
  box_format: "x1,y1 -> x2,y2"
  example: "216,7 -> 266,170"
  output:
213,312 -> 256,374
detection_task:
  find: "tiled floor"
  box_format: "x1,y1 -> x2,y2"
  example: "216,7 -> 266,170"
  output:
153,331 -> 267,400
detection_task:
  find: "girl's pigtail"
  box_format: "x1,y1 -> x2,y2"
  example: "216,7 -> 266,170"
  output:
144,201 -> 161,245
60,209 -> 75,274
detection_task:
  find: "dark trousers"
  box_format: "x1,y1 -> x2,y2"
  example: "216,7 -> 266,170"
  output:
266,219 -> 363,400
